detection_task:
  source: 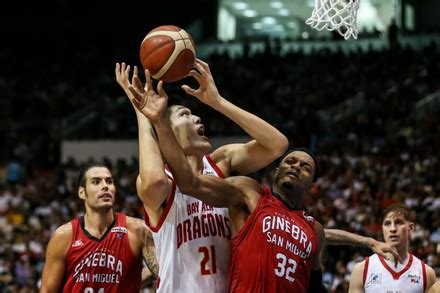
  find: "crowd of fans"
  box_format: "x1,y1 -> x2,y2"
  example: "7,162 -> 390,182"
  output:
0,33 -> 439,292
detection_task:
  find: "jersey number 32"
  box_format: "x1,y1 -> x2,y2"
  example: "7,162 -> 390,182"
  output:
274,252 -> 297,283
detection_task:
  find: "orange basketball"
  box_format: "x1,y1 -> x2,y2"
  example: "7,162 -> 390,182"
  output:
140,25 -> 196,83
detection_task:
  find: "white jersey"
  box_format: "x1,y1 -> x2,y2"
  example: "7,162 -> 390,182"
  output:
363,253 -> 428,293
145,155 -> 231,293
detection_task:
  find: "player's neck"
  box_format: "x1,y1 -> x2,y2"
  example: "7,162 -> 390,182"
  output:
187,154 -> 204,173
272,188 -> 304,210
384,250 -> 409,269
84,210 -> 115,237
397,248 -> 409,264
390,241 -> 409,263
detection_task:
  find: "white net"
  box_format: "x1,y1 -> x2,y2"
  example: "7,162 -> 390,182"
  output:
305,0 -> 361,40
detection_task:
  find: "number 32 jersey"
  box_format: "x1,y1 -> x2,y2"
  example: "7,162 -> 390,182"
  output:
145,155 -> 231,293
228,186 -> 318,293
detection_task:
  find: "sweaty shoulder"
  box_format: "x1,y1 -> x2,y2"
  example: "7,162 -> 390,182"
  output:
54,222 -> 73,238
126,216 -> 145,228
425,264 -> 437,290
352,259 -> 366,275
50,222 -> 73,253
126,216 -> 151,244
349,259 -> 367,293
126,216 -> 149,234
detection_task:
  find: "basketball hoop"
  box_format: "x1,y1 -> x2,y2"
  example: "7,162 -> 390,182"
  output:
305,0 -> 361,40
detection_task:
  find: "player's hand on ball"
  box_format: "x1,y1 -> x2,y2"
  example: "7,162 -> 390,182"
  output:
182,59 -> 222,108
140,25 -> 196,82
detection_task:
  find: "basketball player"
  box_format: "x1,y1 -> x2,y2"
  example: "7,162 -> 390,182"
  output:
348,204 -> 437,293
138,102 -> 328,292
40,164 -> 158,292
116,61 -> 399,292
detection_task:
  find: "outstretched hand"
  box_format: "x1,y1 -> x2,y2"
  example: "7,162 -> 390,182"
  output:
181,58 -> 222,108
370,239 -> 402,263
115,62 -> 145,110
128,69 -> 169,124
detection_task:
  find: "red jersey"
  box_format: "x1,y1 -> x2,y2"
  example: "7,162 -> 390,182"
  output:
228,186 -> 318,293
63,213 -> 142,293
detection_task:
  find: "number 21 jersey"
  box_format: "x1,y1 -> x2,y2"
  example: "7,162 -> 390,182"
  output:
145,155 -> 231,293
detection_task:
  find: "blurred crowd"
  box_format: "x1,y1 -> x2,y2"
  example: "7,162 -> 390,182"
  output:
0,36 -> 439,292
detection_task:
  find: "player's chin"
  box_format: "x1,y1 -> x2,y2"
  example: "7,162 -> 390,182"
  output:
198,134 -> 209,142
196,140 -> 212,153
99,197 -> 114,203
387,237 -> 400,244
280,181 -> 293,190
96,202 -> 114,209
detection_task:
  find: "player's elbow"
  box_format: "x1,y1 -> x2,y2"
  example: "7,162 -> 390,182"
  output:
267,134 -> 289,159
275,135 -> 289,156
137,172 -> 168,191
136,174 -> 169,205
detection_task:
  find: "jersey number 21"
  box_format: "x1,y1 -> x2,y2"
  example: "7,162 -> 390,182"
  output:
199,245 -> 217,275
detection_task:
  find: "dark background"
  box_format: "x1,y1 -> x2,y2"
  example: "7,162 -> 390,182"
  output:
0,0 -> 218,66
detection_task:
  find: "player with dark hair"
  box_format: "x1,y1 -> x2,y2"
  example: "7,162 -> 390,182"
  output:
40,164 -> 157,292
147,123 -> 327,291
120,64 -> 402,292
116,60 -> 289,292
349,204 -> 437,292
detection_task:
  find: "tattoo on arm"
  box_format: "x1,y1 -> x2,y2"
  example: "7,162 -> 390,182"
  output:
143,246 -> 159,277
137,224 -> 159,276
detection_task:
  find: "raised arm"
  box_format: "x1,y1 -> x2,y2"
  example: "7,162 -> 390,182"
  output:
40,224 -> 72,293
182,59 -> 288,176
324,228 -> 401,262
128,70 -> 245,208
115,63 -> 169,226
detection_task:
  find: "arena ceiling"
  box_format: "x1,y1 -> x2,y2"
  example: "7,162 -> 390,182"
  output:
218,0 -> 395,40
